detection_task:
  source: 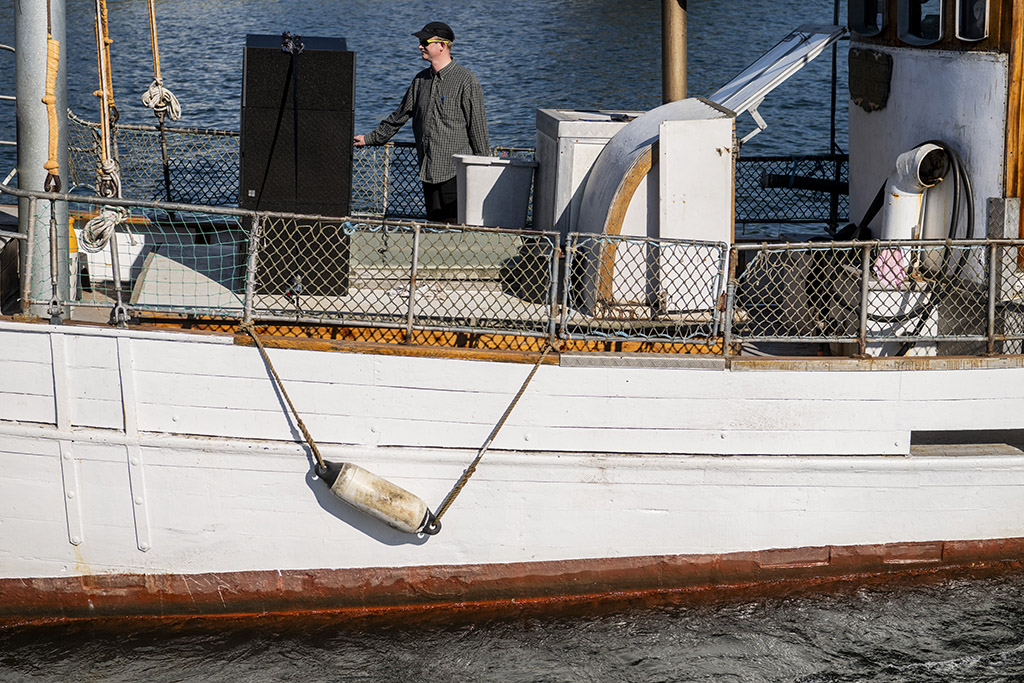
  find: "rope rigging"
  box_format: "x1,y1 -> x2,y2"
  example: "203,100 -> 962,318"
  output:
243,315 -> 555,535
141,0 -> 181,202
42,0 -> 61,194
84,0 -> 130,325
427,343 -> 554,531
89,0 -> 120,203
242,322 -> 327,472
43,0 -> 63,324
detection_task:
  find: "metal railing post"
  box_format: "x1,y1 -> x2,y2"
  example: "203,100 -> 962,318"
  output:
382,144 -> 391,217
722,244 -> 738,357
858,243 -> 872,356
21,196 -> 36,313
47,199 -> 63,324
547,234 -> 559,345
107,230 -> 129,327
242,213 -> 262,325
559,234 -> 577,342
405,223 -> 421,343
987,241 -> 998,355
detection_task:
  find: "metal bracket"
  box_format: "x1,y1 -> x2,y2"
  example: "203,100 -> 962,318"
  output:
109,301 -> 130,327
739,102 -> 769,145
47,297 -> 64,325
126,445 -> 152,552
58,441 -> 84,546
116,336 -> 151,552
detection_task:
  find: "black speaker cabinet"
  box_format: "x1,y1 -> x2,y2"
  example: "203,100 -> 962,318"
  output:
240,34 -> 354,296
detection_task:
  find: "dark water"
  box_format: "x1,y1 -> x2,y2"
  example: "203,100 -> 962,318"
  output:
0,0 -> 846,174
7,2 -> 1021,681
2,571 -> 1024,682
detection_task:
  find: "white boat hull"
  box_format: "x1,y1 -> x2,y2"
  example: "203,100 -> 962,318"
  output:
3,319 -> 1024,620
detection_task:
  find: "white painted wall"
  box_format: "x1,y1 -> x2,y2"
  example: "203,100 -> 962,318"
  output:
849,46 -> 1008,238
4,321 -> 1024,580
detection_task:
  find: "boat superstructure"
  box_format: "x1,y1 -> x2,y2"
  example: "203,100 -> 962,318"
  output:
3,0 -> 1024,623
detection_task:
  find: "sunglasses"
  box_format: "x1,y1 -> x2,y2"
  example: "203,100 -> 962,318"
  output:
419,38 -> 449,47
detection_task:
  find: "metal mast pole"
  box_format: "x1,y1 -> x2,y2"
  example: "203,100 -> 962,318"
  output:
16,0 -> 69,316
662,0 -> 687,103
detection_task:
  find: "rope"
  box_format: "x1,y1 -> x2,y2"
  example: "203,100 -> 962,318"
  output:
141,78 -> 182,121
92,0 -> 118,168
141,0 -> 181,122
97,0 -> 116,115
95,156 -> 121,199
146,0 -> 162,81
428,344 -> 555,531
42,32 -> 61,193
85,0 -> 128,253
80,205 -> 130,253
241,323 -> 327,471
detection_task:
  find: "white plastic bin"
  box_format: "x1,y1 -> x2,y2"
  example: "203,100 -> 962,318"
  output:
454,154 -> 538,229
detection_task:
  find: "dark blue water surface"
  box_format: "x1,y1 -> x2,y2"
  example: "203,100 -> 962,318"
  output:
7,2 -> 1022,682
0,0 -> 846,171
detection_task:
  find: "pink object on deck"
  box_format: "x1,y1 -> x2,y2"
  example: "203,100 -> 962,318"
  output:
873,248 -> 907,289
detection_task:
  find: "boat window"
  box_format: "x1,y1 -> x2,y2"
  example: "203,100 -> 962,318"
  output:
956,0 -> 988,41
849,0 -> 888,37
898,0 -> 944,46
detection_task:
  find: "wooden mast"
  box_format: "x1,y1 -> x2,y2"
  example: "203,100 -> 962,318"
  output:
662,0 -> 687,103
1006,0 -> 1024,204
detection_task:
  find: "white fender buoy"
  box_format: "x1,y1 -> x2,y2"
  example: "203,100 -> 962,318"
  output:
316,460 -> 439,535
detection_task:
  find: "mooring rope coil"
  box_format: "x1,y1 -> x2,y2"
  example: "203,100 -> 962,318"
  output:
141,78 -> 181,121
80,205 -> 130,253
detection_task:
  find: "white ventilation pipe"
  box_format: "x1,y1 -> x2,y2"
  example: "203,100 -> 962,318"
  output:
879,143 -> 949,240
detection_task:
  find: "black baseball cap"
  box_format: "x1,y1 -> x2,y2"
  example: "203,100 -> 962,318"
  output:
413,21 -> 455,42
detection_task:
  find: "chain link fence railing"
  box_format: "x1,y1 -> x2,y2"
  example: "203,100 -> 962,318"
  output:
561,232 -> 727,344
9,170 -> 1024,359
68,111 -> 240,206
69,204 -> 251,317
735,154 -> 848,229
67,113 -> 846,230
729,240 -> 1024,356
250,217 -> 557,340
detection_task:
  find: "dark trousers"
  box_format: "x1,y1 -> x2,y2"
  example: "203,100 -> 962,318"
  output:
423,177 -> 458,223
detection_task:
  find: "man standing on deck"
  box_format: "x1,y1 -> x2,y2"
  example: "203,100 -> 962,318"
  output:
353,21 -> 490,223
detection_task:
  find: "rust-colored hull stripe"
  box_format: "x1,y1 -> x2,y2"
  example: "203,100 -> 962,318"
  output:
3,537 -> 1024,625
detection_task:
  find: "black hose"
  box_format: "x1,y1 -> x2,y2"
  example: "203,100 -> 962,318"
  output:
819,141 -> 974,354
889,140 -> 973,355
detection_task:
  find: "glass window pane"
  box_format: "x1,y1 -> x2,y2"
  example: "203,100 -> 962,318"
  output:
850,0 -> 887,37
899,0 -> 944,45
957,0 -> 988,41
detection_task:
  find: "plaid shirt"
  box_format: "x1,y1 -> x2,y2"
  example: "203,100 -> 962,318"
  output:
365,60 -> 490,184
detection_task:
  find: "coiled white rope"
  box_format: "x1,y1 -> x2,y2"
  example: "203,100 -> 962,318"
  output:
95,157 -> 122,199
141,77 -> 181,121
80,205 -> 132,253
